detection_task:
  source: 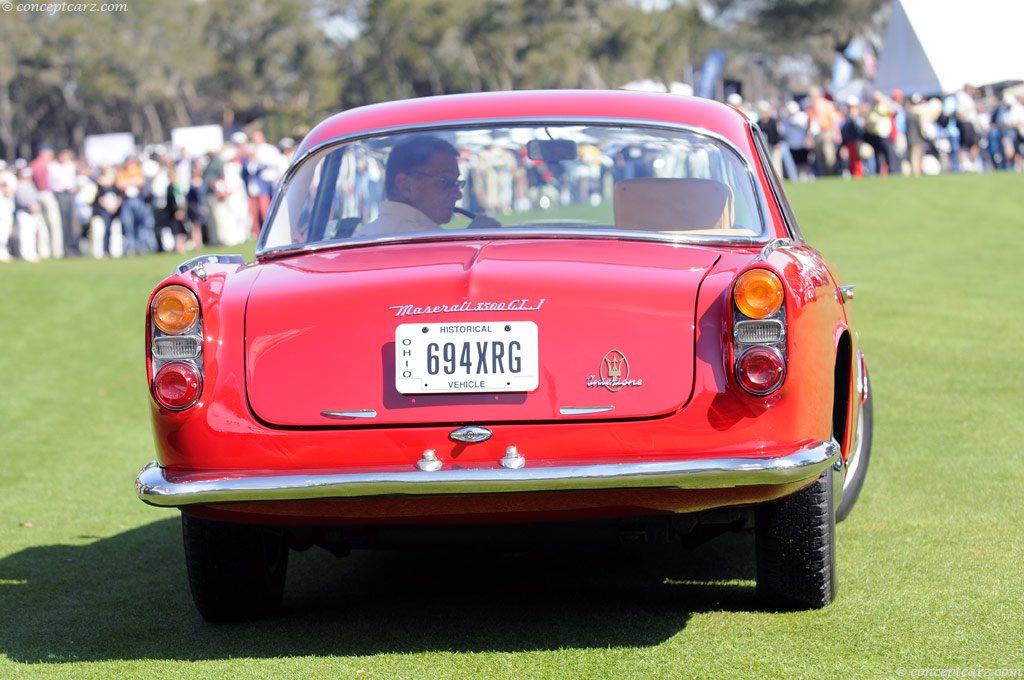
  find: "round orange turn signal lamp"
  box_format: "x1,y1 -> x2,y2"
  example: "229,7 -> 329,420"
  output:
152,285 -> 199,334
734,269 -> 784,319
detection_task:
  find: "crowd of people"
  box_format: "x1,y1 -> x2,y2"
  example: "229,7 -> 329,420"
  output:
0,130 -> 295,263
2,84 -> 1023,264
739,85 -> 1024,181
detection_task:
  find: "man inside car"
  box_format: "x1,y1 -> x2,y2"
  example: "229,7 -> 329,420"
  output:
359,135 -> 499,236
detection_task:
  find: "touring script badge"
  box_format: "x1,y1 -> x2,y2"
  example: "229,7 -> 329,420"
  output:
587,350 -> 643,392
390,299 -> 545,317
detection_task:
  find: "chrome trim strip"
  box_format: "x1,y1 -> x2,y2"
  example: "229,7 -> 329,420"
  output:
136,440 -> 839,508
258,230 -> 763,262
843,348 -> 868,488
175,254 -> 246,275
559,406 -> 615,415
755,238 -> 793,261
321,410 -> 378,419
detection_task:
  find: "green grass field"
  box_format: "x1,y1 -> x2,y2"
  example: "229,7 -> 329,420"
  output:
1,173 -> 1022,679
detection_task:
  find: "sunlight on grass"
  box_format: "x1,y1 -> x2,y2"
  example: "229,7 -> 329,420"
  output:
1,177 -> 1022,678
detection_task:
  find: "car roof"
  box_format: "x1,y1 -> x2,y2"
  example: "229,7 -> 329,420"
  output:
295,90 -> 755,158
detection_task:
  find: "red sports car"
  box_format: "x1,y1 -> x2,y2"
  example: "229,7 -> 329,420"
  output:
137,90 -> 872,621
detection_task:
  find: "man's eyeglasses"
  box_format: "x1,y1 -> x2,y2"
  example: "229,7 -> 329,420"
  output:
413,171 -> 466,190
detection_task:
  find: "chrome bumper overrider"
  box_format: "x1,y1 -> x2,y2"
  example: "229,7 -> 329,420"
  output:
136,440 -> 840,508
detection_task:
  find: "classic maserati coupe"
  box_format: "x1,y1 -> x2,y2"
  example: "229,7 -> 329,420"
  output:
136,90 -> 872,622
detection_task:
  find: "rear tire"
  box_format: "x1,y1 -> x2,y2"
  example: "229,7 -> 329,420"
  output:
755,471 -> 836,609
181,513 -> 289,623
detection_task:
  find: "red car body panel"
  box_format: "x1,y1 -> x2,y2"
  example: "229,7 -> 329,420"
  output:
139,91 -> 865,528
295,91 -> 757,160
244,240 -> 717,426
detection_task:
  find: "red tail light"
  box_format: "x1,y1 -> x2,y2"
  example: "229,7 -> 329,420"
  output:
153,361 -> 202,410
736,346 -> 786,395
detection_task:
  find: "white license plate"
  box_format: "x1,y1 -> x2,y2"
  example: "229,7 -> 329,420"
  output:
396,321 -> 539,394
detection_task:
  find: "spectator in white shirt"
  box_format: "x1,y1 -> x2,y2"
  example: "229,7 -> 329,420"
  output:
47,149 -> 81,256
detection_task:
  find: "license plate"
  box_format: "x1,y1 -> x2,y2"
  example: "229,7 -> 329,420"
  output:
396,321 -> 539,394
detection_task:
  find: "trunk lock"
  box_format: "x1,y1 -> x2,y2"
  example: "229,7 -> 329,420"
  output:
449,426 -> 492,443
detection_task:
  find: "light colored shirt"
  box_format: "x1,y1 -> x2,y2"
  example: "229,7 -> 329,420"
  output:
358,200 -> 438,237
47,160 -> 77,193
15,180 -> 39,211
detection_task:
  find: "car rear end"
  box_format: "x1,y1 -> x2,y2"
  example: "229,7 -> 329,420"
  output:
137,91 -> 861,619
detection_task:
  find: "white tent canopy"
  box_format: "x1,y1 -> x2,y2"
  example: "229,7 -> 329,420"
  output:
873,0 -> 1023,97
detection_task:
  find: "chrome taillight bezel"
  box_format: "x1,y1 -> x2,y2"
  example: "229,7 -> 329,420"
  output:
149,285 -> 204,410
731,268 -> 787,396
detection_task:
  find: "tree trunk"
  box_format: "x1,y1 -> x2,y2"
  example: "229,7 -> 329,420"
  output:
144,102 -> 165,144
60,80 -> 87,152
0,80 -> 15,161
463,47 -> 483,93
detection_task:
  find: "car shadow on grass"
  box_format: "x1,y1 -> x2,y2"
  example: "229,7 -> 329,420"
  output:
0,516 -> 761,663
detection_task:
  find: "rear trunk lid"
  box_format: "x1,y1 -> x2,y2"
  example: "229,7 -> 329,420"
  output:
245,239 -> 719,427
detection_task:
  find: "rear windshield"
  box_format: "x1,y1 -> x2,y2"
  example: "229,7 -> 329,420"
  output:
259,123 -> 766,253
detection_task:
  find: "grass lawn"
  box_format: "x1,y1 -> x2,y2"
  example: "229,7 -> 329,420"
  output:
1,172 -> 1022,679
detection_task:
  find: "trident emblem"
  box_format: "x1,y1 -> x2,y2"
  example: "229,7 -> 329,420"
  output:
599,350 -> 629,392
604,353 -> 623,380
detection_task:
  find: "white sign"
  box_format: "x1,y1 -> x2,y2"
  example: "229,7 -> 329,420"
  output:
171,125 -> 224,159
83,132 -> 136,167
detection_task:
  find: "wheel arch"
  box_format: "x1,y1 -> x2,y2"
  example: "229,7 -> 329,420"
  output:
831,330 -> 855,457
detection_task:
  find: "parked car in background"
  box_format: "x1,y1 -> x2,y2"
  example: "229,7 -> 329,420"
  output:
137,90 -> 873,622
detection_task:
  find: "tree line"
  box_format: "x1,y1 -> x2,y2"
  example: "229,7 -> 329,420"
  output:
0,0 -> 885,160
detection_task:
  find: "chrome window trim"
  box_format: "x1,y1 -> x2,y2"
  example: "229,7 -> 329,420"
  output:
755,237 -> 794,261
256,117 -> 773,260
750,122 -> 806,243
174,253 -> 246,275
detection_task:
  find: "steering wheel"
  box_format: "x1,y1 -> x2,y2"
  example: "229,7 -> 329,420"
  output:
453,207 -> 477,219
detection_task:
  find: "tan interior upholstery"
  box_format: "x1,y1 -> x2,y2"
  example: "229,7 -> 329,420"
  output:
614,178 -> 736,231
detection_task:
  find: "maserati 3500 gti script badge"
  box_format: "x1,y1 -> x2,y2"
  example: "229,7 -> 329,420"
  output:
136,90 -> 873,623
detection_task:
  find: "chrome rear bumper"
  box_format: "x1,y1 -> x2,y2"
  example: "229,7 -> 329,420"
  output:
136,440 -> 840,508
